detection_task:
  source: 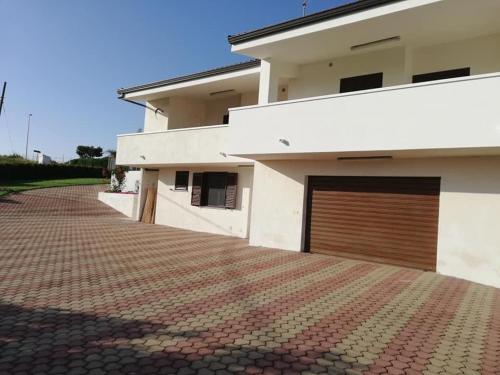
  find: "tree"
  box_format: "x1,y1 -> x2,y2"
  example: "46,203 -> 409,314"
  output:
76,145 -> 103,158
92,146 -> 103,158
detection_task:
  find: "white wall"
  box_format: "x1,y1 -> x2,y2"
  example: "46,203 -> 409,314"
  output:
155,166 -> 254,238
288,47 -> 405,99
412,33 -> 500,77
144,98 -> 169,132
229,73 -> 500,157
249,156 -> 500,288
240,91 -> 259,106
117,125 -> 249,167
98,191 -> 139,218
204,95 -> 241,126
143,92 -> 258,132
282,33 -> 500,100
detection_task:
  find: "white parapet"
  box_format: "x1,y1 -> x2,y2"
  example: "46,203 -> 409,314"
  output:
229,73 -> 500,158
98,191 -> 139,218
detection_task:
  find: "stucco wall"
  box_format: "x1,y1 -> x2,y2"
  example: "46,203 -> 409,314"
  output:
412,33 -> 500,76
288,47 -> 405,99
205,95 -> 241,126
144,98 -> 169,132
249,156 -> 500,288
98,192 -> 138,218
168,97 -> 207,130
286,33 -> 500,100
143,91 -> 258,132
155,166 -> 254,238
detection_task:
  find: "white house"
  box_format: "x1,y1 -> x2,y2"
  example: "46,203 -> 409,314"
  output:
114,0 -> 500,288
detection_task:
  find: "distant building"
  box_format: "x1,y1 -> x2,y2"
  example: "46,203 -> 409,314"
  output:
37,153 -> 52,165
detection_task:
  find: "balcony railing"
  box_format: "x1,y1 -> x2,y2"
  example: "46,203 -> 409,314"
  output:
116,125 -> 246,166
228,73 -> 500,158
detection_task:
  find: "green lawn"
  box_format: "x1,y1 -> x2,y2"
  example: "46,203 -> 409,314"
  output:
0,178 -> 109,197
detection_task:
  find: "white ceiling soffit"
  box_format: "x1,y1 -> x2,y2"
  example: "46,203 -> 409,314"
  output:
231,0 -> 500,64
123,67 -> 260,101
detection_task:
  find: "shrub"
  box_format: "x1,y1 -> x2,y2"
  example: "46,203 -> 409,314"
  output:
0,163 -> 102,181
110,167 -> 126,192
67,157 -> 109,168
0,154 -> 34,165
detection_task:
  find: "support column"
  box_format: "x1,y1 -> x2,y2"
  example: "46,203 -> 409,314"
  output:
258,59 -> 298,105
403,46 -> 414,84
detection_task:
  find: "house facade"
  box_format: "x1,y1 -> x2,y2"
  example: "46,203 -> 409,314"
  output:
115,0 -> 500,288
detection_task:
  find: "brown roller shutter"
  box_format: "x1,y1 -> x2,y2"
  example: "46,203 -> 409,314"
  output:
305,176 -> 440,271
225,173 -> 238,209
191,173 -> 203,206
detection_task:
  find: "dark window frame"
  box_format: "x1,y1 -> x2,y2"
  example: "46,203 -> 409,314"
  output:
339,72 -> 383,94
174,171 -> 189,191
191,172 -> 238,209
412,67 -> 470,84
204,172 -> 228,208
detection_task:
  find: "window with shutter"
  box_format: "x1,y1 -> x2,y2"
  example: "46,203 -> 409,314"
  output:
225,173 -> 238,209
191,173 -> 203,206
191,172 -> 238,209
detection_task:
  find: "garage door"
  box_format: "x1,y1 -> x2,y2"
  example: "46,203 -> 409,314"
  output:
305,176 -> 440,271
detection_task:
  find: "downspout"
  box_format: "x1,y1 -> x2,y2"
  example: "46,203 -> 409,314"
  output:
117,93 -> 166,117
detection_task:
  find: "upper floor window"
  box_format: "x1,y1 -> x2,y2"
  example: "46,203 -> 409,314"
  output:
339,72 -> 383,93
412,68 -> 470,84
175,171 -> 189,191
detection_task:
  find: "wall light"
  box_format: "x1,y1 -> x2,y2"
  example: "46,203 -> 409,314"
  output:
279,139 -> 290,146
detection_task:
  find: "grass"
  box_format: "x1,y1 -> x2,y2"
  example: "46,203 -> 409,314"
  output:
0,178 -> 109,197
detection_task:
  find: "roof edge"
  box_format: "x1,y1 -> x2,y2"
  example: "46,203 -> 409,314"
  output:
117,59 -> 261,97
228,0 -> 402,45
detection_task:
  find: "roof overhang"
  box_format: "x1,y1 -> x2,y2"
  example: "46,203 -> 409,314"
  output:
229,0 -> 500,64
118,60 -> 260,101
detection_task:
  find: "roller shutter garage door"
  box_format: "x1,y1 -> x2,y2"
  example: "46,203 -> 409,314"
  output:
305,176 -> 440,271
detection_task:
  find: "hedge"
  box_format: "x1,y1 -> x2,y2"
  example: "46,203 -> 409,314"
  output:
0,163 -> 103,181
67,157 -> 109,168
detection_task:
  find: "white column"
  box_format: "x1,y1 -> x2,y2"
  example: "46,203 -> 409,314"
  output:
403,46 -> 414,84
258,59 -> 298,105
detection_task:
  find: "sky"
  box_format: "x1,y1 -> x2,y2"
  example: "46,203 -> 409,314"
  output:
1,0 -> 350,161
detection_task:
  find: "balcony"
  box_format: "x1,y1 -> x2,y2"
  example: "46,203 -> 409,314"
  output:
228,73 -> 500,159
116,125 -> 249,167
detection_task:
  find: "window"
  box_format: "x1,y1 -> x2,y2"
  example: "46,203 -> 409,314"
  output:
339,72 -> 383,93
206,173 -> 227,207
191,172 -> 238,209
412,68 -> 470,83
174,171 -> 189,191
222,114 -> 229,124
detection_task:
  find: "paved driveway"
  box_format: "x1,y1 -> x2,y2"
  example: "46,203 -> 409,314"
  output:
0,186 -> 498,375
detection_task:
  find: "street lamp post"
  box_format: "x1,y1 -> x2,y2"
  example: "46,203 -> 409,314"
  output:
25,114 -> 32,160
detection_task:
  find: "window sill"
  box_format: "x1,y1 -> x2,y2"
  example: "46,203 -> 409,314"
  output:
197,205 -> 234,210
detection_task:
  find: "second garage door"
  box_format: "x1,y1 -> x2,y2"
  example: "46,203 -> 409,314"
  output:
305,176 -> 440,271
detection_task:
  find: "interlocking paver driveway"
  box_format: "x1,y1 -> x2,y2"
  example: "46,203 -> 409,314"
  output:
0,185 -> 498,375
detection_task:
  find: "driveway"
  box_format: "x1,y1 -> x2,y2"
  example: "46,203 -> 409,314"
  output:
0,185 -> 498,375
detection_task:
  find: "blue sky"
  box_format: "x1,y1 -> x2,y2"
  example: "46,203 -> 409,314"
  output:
1,0 -> 349,161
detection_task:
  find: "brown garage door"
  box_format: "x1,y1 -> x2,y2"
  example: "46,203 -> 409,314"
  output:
305,176 -> 440,271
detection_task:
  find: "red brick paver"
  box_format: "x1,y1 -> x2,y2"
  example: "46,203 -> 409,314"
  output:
0,185 -> 498,374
